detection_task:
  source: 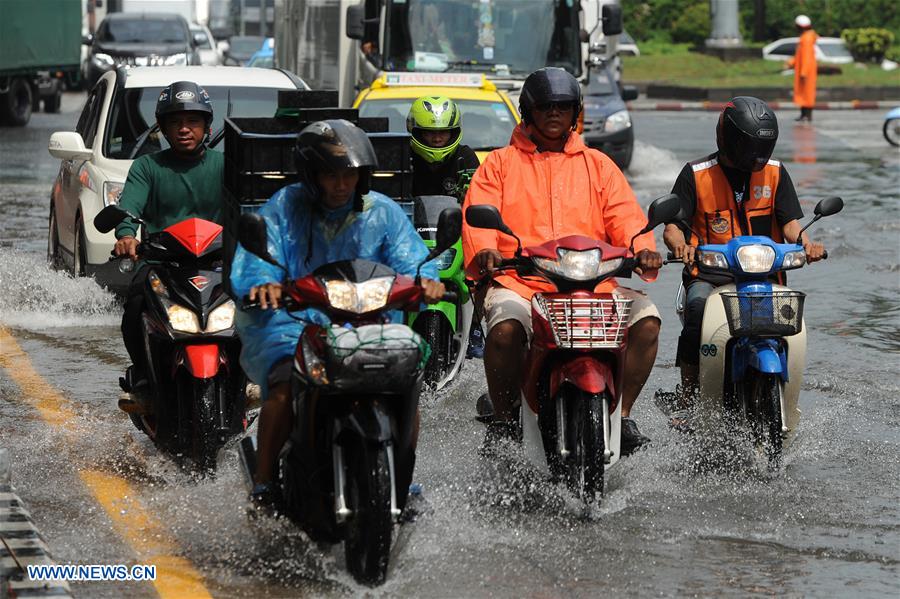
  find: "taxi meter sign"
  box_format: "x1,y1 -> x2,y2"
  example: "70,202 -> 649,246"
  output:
383,72 -> 485,88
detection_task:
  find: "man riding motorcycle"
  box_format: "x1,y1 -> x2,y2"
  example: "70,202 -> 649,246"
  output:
462,67 -> 663,456
229,119 -> 445,507
114,81 -> 223,399
662,96 -> 825,418
408,95 -> 484,358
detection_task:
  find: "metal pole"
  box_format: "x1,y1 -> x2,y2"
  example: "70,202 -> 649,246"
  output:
707,0 -> 743,48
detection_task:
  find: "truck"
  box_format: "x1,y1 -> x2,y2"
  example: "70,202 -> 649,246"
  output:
275,0 -> 623,107
113,0 -> 201,24
0,0 -> 82,126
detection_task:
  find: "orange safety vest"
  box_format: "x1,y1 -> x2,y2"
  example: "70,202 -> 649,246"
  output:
688,156 -> 785,281
689,156 -> 782,246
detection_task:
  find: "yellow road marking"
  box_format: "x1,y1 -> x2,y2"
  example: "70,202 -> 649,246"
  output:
0,327 -> 78,428
79,470 -> 212,599
0,326 -> 213,599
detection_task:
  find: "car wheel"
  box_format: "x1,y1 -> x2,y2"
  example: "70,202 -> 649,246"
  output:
47,203 -> 63,270
44,90 -> 62,113
73,215 -> 87,277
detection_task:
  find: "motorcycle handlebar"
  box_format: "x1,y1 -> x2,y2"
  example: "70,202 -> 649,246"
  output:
440,291 -> 458,303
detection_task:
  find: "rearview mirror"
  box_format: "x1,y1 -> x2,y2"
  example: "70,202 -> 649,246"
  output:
346,4 -> 366,40
601,4 -> 623,36
238,213 -> 278,266
48,131 -> 92,161
814,196 -> 843,217
93,204 -> 133,233
432,207 -> 462,257
645,194 -> 682,232
193,33 -> 206,47
465,204 -> 507,233
82,34 -> 93,46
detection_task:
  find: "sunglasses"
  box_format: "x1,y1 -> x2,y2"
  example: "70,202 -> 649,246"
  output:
534,101 -> 576,113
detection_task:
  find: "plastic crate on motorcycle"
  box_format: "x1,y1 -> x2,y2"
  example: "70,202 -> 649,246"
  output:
320,324 -> 429,392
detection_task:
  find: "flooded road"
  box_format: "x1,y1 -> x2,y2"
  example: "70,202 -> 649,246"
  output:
1,94 -> 897,597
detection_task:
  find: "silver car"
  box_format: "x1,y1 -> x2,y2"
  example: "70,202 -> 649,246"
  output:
47,66 -> 306,292
189,23 -> 222,66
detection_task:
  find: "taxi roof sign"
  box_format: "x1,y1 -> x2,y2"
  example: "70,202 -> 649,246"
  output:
380,72 -> 487,88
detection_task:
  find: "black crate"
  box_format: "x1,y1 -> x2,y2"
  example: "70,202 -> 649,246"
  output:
358,117 -> 389,132
277,89 -> 340,109
296,108 -> 359,122
223,117 -> 301,203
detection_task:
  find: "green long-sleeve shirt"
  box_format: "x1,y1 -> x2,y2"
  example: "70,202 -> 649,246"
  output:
115,148 -> 224,239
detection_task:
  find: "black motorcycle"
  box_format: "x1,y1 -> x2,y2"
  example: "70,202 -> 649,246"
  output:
237,207 -> 461,585
95,205 -> 246,470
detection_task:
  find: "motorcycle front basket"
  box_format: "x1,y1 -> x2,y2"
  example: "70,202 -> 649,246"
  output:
323,323 -> 429,392
534,295 -> 633,349
719,291 -> 806,337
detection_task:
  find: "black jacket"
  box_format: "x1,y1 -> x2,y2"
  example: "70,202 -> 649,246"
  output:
411,145 -> 480,198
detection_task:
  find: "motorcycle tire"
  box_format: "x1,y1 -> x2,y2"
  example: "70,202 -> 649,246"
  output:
190,377 -> 220,471
564,388 -> 606,504
741,373 -> 784,468
343,440 -> 393,586
884,118 -> 900,147
416,312 -> 450,389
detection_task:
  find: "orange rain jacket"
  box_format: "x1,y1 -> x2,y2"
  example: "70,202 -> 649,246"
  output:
789,29 -> 818,108
462,124 -> 656,300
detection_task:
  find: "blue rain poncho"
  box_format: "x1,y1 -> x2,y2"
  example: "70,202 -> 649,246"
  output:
230,183 -> 437,391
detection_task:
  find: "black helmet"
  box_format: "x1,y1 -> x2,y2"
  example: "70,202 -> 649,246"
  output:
518,67 -> 582,129
294,119 -> 379,203
155,81 -> 213,122
716,96 -> 778,172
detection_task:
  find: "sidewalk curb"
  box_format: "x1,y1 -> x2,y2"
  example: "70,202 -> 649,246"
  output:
1,448 -> 72,598
627,99 -> 897,111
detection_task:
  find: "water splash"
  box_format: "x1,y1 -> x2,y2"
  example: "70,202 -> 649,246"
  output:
0,249 -> 119,328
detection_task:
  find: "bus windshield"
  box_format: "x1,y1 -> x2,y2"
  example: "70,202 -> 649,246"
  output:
383,0 -> 582,77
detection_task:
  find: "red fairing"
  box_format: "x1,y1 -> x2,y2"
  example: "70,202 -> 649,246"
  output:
183,344 -> 221,378
549,356 -> 616,405
522,235 -> 630,260
164,218 -> 223,257
389,274 -> 424,310
288,275 -> 328,307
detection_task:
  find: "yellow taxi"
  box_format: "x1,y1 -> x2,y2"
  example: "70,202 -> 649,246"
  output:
352,72 -> 520,163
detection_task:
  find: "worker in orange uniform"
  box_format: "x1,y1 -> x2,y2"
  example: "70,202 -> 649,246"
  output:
788,14 -> 818,122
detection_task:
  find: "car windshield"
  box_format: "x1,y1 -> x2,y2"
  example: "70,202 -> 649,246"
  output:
358,98 -> 516,151
383,0 -> 582,77
819,42 -> 852,57
248,55 -> 274,68
230,37 -> 265,55
104,85 -> 287,159
586,69 -> 615,96
99,19 -> 186,44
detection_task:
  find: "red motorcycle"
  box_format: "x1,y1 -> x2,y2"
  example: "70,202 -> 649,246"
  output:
94,205 -> 246,470
465,195 -> 679,504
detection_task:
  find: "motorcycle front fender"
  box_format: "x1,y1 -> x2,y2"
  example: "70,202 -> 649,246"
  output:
548,355 -> 615,401
182,344 -> 222,378
747,342 -> 786,377
337,400 -> 393,445
886,107 -> 900,120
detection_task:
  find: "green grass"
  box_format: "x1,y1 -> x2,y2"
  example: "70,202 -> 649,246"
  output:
623,50 -> 900,88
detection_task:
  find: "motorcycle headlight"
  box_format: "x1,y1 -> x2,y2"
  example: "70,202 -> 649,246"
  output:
166,303 -> 200,333
736,244 -> 776,273
604,110 -> 632,133
324,276 -> 394,314
92,52 -> 114,67
433,247 -> 457,272
164,52 -> 187,66
697,250 -> 729,270
102,181 -> 124,206
782,249 -> 806,270
205,300 -> 235,333
533,248 -> 621,281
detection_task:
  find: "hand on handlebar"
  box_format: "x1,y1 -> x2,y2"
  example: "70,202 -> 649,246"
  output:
420,278 -> 446,304
114,236 -> 140,261
249,282 -> 283,310
634,249 -> 663,275
475,249 -> 504,273
669,242 -> 696,265
804,240 -> 826,263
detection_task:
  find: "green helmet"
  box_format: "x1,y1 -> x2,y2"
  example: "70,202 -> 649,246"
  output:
406,96 -> 463,164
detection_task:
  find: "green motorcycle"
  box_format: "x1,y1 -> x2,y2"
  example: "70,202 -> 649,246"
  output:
408,194 -> 474,389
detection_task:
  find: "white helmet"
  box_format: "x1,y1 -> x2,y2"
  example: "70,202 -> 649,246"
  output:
795,14 -> 811,28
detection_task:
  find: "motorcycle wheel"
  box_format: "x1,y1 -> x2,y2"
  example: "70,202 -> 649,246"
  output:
343,441 -> 393,586
564,388 -> 606,504
742,374 -> 784,468
189,377 -> 220,471
884,118 -> 900,147
416,312 -> 450,388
